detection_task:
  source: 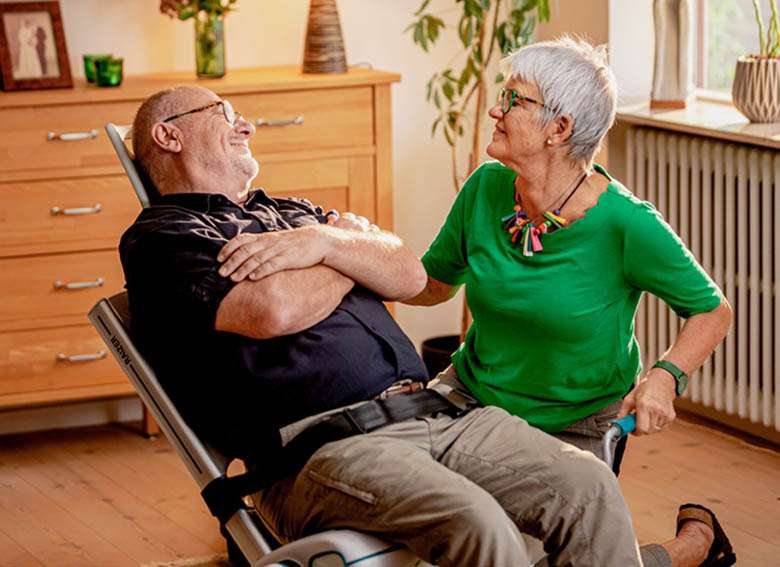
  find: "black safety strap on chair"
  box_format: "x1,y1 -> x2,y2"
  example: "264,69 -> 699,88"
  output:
612,435 -> 628,476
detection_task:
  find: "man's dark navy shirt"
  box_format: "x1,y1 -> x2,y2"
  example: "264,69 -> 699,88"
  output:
119,190 -> 427,461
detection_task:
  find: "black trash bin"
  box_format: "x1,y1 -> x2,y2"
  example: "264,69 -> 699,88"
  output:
421,335 -> 461,378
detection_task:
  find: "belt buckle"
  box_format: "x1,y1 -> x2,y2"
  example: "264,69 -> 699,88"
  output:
375,379 -> 424,400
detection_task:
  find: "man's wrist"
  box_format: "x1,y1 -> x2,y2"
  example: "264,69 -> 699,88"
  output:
316,224 -> 344,266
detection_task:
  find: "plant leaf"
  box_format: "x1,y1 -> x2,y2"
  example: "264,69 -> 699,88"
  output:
442,81 -> 455,102
458,15 -> 469,46
444,124 -> 455,146
414,0 -> 432,17
538,0 -> 551,22
431,116 -> 442,137
458,63 -> 472,94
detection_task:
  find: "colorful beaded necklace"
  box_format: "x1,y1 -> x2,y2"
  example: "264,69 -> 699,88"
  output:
501,170 -> 590,256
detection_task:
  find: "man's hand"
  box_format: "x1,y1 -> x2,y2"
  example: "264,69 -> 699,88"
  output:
326,210 -> 379,232
617,370 -> 677,435
218,226 -> 333,282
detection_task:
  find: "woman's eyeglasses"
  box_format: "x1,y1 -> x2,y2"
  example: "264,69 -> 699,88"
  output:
498,88 -> 547,114
162,100 -> 241,125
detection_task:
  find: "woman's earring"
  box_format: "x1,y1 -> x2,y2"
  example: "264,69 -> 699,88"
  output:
546,139 -> 553,146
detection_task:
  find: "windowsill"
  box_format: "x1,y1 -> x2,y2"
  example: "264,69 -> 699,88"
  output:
617,96 -> 780,151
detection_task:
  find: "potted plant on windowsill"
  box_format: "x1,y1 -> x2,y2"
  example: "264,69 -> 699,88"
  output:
406,0 -> 550,376
732,0 -> 780,122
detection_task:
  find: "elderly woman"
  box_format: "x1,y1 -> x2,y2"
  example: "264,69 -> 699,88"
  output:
406,37 -> 734,567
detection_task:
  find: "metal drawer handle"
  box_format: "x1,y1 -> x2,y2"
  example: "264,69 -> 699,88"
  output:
53,277 -> 105,290
46,129 -> 98,142
56,351 -> 107,363
255,115 -> 304,128
51,203 -> 103,216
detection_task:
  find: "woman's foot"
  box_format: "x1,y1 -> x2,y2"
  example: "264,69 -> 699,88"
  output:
662,503 -> 736,567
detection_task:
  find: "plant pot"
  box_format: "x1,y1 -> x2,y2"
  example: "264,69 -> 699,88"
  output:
732,56 -> 780,123
421,335 -> 461,378
195,13 -> 225,78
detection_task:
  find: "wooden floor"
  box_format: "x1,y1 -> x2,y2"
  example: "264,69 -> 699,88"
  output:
0,416 -> 777,566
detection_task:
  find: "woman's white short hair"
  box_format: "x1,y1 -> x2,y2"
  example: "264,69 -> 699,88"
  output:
500,35 -> 618,164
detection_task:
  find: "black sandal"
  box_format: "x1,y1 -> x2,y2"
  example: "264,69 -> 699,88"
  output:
677,503 -> 737,566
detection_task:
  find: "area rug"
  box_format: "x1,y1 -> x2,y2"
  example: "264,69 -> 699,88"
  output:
141,553 -> 231,567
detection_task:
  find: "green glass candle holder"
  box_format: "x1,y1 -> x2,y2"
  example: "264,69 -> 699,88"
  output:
83,54 -> 111,83
95,57 -> 124,87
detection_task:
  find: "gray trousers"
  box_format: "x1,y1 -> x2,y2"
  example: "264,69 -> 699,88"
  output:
253,402 -> 644,566
552,402 -> 673,567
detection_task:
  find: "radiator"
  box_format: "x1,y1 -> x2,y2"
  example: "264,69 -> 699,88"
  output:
626,126 -> 780,432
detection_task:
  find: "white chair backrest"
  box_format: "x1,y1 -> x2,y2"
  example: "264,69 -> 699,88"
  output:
105,123 -> 152,208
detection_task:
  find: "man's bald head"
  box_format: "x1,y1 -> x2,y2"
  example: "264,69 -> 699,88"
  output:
132,86 -> 216,193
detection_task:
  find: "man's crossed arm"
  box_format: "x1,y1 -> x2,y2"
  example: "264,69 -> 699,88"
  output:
215,214 -> 426,339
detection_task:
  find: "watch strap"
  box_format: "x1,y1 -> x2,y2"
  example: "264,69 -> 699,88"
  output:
652,360 -> 688,396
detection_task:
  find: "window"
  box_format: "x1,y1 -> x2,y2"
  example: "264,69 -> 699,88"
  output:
697,0 -> 776,92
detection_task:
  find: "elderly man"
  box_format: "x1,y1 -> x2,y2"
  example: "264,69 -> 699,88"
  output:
120,85 -> 647,566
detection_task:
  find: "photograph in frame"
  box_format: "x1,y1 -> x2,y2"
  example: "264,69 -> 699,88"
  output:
0,1 -> 72,91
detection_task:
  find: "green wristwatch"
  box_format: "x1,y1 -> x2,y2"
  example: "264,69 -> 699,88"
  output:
652,360 -> 688,396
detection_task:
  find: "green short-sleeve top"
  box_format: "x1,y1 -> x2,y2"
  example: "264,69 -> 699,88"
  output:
421,161 -> 723,432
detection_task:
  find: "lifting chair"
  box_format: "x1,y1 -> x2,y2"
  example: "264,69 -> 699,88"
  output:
92,122 -> 544,567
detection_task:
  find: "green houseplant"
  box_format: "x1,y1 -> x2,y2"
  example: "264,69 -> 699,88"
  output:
732,0 -> 780,122
168,1 -> 238,78
407,0 -> 551,374
408,0 -> 550,189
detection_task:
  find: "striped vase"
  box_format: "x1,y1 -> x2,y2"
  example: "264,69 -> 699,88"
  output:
732,56 -> 780,123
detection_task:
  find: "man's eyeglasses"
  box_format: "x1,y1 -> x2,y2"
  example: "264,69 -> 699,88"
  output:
498,88 -> 547,114
162,100 -> 242,125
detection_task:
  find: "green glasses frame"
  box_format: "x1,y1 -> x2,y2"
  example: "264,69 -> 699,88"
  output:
162,100 -> 242,125
498,88 -> 547,114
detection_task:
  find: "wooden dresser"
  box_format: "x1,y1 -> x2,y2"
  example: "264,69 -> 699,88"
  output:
0,66 -> 399,429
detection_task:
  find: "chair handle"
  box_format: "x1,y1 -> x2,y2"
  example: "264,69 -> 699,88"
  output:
51,203 -> 103,216
255,115 -> 304,128
56,351 -> 107,363
47,129 -> 98,142
53,277 -> 105,290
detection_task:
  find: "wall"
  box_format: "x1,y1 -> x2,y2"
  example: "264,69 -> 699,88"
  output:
1,0 -> 610,433
608,0 -> 654,101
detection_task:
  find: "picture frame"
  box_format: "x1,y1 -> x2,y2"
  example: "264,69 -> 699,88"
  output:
0,1 -> 72,91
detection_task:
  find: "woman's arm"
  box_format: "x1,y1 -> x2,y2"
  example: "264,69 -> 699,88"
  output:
402,275 -> 460,306
618,299 -> 732,434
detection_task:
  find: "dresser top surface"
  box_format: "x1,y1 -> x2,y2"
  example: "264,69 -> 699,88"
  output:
0,65 -> 401,109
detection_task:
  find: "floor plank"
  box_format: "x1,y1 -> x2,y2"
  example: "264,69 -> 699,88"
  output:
0,417 -> 777,566
620,418 -> 780,566
0,524 -> 45,567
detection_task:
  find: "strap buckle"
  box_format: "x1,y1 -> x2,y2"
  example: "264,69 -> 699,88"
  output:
341,407 -> 369,434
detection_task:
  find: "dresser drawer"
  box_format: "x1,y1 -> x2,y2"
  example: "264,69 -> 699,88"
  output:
232,87 -> 373,155
0,175 -> 141,257
0,325 -> 125,397
0,250 -> 125,332
0,100 -> 138,179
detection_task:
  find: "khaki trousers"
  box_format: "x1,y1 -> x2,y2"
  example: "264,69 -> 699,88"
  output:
553,403 -> 673,567
253,404 -> 643,567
